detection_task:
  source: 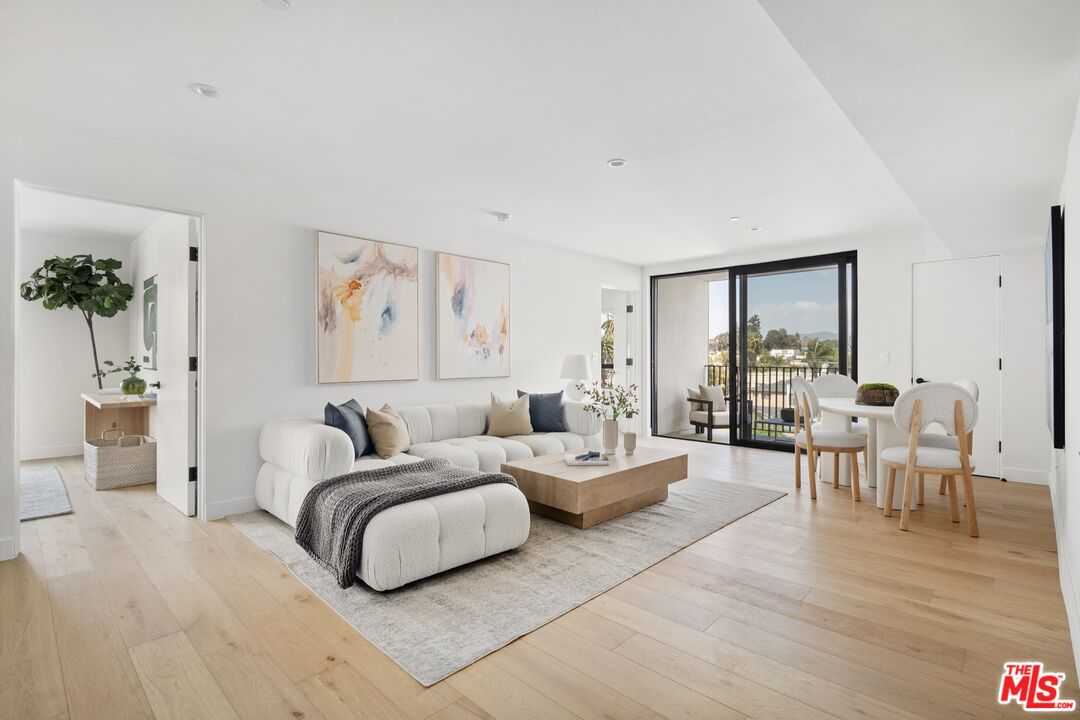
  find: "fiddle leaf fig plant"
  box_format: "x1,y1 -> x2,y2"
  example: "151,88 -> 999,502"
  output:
20,255 -> 135,390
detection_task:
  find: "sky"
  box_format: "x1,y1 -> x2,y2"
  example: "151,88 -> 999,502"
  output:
708,267 -> 841,337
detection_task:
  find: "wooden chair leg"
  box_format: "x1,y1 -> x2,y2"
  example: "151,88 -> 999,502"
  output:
807,447 -> 818,500
794,445 -> 802,489
850,451 -> 861,502
900,469 -> 915,531
883,466 -> 897,517
939,476 -> 947,495
917,472 -> 925,506
947,476 -> 960,522
832,452 -> 840,489
962,469 -> 979,537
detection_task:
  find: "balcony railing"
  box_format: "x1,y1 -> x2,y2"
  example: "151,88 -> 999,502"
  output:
705,363 -> 839,437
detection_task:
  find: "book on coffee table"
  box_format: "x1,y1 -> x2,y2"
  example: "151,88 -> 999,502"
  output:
564,452 -> 610,466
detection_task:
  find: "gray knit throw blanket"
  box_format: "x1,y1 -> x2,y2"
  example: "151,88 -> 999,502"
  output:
295,457 -> 519,588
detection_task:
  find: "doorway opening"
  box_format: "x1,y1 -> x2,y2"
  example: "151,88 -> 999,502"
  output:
600,287 -> 639,433
650,251 -> 857,450
13,184 -> 204,549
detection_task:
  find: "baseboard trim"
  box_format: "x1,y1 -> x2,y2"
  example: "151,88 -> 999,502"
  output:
20,445 -> 83,461
0,536 -> 14,561
205,495 -> 257,521
1003,466 -> 1049,485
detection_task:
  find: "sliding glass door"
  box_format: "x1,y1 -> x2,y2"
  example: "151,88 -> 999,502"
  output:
650,251 -> 857,450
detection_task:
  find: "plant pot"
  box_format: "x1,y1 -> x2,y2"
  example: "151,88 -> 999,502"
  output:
602,420 -> 619,456
623,431 -> 637,456
780,407 -> 795,423
121,373 -> 147,396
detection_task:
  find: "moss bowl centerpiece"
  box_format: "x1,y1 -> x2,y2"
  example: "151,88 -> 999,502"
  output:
856,382 -> 899,406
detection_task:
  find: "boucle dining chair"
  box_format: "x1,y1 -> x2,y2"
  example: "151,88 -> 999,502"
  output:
931,380 -> 979,498
811,374 -> 869,436
882,382 -> 979,536
791,376 -> 866,501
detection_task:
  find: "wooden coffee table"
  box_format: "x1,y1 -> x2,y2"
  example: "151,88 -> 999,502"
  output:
501,447 -> 688,529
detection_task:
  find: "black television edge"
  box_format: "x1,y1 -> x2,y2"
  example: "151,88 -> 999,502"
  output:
1047,205 -> 1065,450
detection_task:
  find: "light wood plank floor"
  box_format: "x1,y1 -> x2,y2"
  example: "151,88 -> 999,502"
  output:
4,439 -> 1074,720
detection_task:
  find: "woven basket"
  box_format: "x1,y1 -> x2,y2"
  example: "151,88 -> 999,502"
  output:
84,429 -> 157,490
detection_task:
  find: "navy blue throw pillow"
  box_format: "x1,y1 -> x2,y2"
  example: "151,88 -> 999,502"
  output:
516,390 -> 566,433
324,399 -> 373,459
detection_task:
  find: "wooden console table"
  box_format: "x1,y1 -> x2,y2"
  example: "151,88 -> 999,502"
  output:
81,393 -> 157,441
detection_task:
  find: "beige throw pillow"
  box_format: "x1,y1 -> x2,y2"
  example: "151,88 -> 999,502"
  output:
365,404 -> 410,458
698,384 -> 727,412
687,386 -> 703,411
488,393 -> 533,437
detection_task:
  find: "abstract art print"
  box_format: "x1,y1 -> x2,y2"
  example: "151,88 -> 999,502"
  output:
317,231 -> 419,383
437,253 -> 510,379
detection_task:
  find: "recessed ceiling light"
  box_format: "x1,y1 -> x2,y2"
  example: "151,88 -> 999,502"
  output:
190,83 -> 223,99
607,158 -> 627,168
261,0 -> 291,9
749,226 -> 762,231
729,216 -> 741,222
494,212 -> 511,222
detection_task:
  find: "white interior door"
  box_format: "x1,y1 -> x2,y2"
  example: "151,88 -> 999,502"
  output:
136,215 -> 197,515
912,256 -> 1001,478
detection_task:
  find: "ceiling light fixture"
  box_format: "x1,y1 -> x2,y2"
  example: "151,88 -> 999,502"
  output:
494,212 -> 511,222
607,158 -> 626,168
261,0 -> 291,9
749,226 -> 762,232
729,216 -> 740,222
190,83 -> 223,99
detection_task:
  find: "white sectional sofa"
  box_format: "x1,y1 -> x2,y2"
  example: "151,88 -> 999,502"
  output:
255,400 -> 600,590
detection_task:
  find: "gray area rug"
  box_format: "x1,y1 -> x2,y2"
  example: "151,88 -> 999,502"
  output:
228,476 -> 784,686
20,465 -> 73,521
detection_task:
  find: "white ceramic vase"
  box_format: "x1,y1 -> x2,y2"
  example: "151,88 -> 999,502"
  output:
602,419 -> 619,456
623,431 -> 637,456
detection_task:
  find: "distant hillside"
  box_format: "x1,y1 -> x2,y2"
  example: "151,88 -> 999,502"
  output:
802,331 -> 839,341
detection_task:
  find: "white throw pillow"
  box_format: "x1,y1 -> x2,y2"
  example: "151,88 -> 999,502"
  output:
698,384 -> 727,412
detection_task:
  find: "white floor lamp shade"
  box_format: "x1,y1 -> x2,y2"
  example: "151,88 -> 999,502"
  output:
560,354 -> 593,401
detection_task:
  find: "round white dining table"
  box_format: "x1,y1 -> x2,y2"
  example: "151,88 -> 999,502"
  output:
816,397 -> 914,510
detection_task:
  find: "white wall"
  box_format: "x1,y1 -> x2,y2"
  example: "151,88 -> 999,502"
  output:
1053,94 -> 1080,681
653,275 -> 710,434
18,231 -> 131,460
0,106 -> 642,556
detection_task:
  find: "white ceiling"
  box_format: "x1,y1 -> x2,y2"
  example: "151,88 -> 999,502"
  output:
19,187 -> 169,242
759,0 -> 1080,256
3,1 -> 1079,264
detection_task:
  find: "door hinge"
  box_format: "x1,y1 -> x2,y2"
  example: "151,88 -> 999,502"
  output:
188,466 -> 197,483
189,246 -> 199,262
625,357 -> 634,367
998,275 -> 1002,287
998,441 -> 1002,453
999,358 -> 1002,370
626,304 -> 634,313
189,356 -> 198,372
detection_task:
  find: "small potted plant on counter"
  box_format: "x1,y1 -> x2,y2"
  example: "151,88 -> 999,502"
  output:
95,356 -> 147,397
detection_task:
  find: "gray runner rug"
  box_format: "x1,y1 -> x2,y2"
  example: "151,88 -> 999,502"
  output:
20,465 -> 73,521
228,476 -> 784,686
